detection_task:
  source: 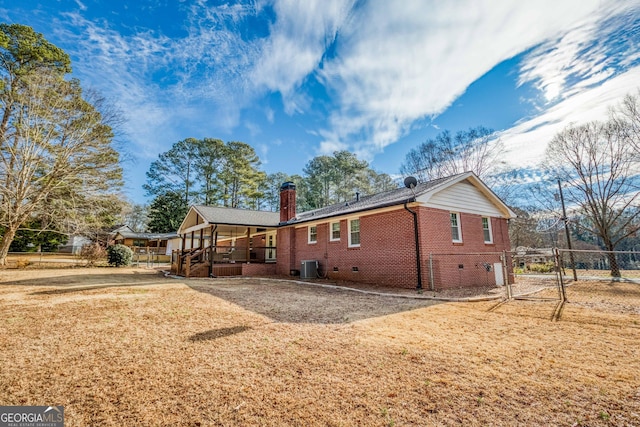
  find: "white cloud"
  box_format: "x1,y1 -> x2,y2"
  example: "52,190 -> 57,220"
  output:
10,0 -> 639,198
312,0 -> 614,160
73,0 -> 87,11
249,0 -> 355,114
51,3 -> 263,159
500,66 -> 640,168
52,13 -> 176,160
518,1 -> 639,103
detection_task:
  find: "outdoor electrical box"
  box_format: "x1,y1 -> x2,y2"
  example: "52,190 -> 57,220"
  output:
300,260 -> 318,279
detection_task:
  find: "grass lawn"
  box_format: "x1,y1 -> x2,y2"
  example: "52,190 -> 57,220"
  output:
0,268 -> 638,426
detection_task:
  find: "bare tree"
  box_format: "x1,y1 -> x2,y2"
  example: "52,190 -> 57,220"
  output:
611,91 -> 640,152
543,120 -> 640,277
0,24 -> 123,263
119,202 -> 149,232
400,126 -> 504,182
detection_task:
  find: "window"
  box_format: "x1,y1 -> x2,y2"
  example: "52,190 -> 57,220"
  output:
482,217 -> 493,243
308,225 -> 317,244
450,213 -> 462,243
348,218 -> 360,247
330,221 -> 341,241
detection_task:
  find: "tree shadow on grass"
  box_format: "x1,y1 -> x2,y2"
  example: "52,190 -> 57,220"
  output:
0,270 -> 169,295
29,281 -> 169,295
188,326 -> 252,342
186,279 -> 443,325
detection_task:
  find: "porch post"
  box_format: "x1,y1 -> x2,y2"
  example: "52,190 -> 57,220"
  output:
209,225 -> 214,277
245,227 -> 251,262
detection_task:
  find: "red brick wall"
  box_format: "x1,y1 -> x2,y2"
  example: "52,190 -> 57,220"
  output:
418,207 -> 511,289
276,227 -> 297,275
281,209 -> 421,287
276,205 -> 511,289
242,263 -> 277,276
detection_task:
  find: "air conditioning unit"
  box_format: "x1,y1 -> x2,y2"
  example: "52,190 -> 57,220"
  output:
300,260 -> 318,279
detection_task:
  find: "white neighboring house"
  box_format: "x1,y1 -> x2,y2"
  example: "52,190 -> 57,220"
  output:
58,235 -> 92,254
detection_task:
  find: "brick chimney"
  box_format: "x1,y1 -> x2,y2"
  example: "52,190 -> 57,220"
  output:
279,182 -> 296,223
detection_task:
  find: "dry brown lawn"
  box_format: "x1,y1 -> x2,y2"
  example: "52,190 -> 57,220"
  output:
0,268 -> 639,426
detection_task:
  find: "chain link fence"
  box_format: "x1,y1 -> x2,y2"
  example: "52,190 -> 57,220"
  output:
557,249 -> 640,315
428,249 -> 640,317
426,251 -> 564,301
426,252 -> 509,293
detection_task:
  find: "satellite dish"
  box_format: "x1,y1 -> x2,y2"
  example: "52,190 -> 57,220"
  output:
404,176 -> 418,189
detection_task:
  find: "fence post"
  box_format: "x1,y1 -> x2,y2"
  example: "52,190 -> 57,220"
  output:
428,253 -> 435,292
502,251 -> 512,299
554,248 -> 567,301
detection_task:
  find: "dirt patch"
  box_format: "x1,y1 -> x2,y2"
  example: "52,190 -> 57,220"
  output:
0,268 -> 639,426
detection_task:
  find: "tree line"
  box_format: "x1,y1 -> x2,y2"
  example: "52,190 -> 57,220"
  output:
142,143 -> 396,233
2,23 -> 640,278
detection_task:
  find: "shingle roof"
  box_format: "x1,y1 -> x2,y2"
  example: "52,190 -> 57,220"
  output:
193,205 -> 281,227
182,172 -> 512,231
289,173 -> 464,224
115,231 -> 178,240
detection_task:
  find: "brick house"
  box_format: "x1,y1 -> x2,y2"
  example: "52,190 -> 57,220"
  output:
172,171 -> 516,289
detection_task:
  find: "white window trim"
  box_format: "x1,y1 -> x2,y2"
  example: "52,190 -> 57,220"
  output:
348,218 -> 361,248
308,225 -> 317,244
451,212 -> 463,243
482,217 -> 493,244
330,221 -> 341,242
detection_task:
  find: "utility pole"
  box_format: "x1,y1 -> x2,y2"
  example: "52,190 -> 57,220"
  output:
557,179 -> 578,281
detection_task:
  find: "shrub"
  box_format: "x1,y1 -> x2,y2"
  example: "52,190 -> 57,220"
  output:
80,243 -> 106,266
106,244 -> 133,267
16,257 -> 31,269
527,262 -> 555,273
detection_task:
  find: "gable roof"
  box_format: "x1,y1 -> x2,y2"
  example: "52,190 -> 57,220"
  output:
194,205 -> 281,227
178,205 -> 281,234
289,171 -> 515,224
288,174 -> 454,224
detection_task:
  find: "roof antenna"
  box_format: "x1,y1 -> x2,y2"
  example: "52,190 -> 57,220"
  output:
404,176 -> 418,199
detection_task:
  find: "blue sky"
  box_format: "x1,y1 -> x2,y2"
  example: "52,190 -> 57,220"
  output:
2,0 -> 639,204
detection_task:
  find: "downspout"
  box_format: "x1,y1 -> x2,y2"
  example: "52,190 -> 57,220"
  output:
404,199 -> 423,290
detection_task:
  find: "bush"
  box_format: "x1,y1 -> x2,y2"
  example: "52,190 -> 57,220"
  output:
106,244 -> 133,267
80,243 -> 106,266
527,262 -> 555,273
16,257 -> 31,269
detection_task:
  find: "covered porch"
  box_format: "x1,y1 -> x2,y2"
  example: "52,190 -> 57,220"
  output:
170,205 -> 280,278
